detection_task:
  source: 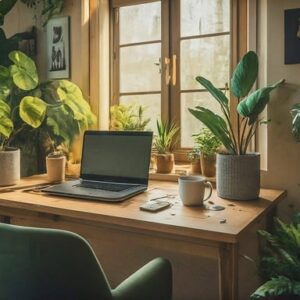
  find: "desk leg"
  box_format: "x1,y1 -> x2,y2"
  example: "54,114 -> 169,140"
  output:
218,243 -> 238,300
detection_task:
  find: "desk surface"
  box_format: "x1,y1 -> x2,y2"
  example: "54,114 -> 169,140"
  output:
0,175 -> 286,243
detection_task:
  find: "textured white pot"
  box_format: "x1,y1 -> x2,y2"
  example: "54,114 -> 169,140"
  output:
216,153 -> 260,200
0,148 -> 20,186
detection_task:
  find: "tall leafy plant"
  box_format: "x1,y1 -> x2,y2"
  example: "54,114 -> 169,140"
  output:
189,51 -> 284,155
110,104 -> 150,131
0,50 -> 95,173
251,215 -> 300,299
154,120 -> 179,154
291,104 -> 300,141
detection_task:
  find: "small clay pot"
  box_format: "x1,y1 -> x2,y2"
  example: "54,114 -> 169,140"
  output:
156,153 -> 174,174
46,155 -> 66,183
190,159 -> 201,174
200,153 -> 216,178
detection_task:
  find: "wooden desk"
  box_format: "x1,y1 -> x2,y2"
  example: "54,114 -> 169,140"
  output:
0,175 -> 286,300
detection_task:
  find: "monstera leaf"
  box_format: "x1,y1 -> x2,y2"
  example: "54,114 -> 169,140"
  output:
56,80 -> 96,129
19,96 -> 47,128
231,51 -> 259,98
291,104 -> 300,142
9,51 -> 39,90
237,79 -> 284,124
0,99 -> 13,139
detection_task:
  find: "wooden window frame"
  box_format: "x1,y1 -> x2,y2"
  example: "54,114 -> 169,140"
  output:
89,0 -> 248,159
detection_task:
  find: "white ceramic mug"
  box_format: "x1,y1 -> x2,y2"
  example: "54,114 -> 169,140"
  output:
178,176 -> 213,206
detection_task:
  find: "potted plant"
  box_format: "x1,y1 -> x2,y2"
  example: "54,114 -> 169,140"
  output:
46,151 -> 66,183
187,147 -> 201,175
189,51 -> 284,200
193,128 -> 221,178
291,104 -> 300,141
0,50 -> 96,177
251,214 -> 300,300
153,120 -> 179,174
110,104 -> 150,131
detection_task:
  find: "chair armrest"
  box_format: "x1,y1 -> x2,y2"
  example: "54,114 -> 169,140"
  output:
112,257 -> 172,300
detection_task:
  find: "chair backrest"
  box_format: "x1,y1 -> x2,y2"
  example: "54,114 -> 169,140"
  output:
0,223 -> 113,300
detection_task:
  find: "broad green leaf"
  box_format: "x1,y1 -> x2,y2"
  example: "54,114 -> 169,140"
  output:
196,76 -> 229,110
189,107 -> 234,153
251,276 -> 300,299
231,51 -> 258,98
9,51 -> 38,90
56,80 -> 96,127
0,115 -> 13,138
19,96 -> 47,128
0,99 -> 10,116
237,79 -> 284,124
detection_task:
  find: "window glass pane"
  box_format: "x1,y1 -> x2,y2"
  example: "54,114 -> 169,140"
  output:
181,0 -> 230,37
120,94 -> 161,132
181,92 -> 224,147
181,35 -> 230,90
120,2 -> 161,45
120,43 -> 161,93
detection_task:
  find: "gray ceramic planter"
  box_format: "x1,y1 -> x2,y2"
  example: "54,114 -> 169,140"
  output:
0,148 -> 20,186
216,153 -> 260,200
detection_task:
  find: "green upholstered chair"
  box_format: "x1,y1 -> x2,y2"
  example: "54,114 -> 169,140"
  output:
0,223 -> 172,300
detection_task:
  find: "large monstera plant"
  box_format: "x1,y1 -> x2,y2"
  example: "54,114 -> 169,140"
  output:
189,51 -> 284,155
0,51 -> 96,175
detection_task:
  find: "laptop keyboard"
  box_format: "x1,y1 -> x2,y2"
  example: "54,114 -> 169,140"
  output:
75,182 -> 137,192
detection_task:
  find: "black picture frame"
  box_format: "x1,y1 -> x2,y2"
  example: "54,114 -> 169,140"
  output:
284,8 -> 300,64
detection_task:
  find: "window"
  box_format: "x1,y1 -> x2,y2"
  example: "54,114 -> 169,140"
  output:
109,0 -> 246,150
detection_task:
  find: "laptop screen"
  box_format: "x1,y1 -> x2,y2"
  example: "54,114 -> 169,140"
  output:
80,131 -> 153,185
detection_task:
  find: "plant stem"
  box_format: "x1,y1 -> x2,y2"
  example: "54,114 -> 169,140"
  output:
237,98 -> 241,155
240,117 -> 248,154
244,121 -> 259,152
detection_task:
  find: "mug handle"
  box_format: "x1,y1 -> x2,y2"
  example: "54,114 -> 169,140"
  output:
203,181 -> 213,202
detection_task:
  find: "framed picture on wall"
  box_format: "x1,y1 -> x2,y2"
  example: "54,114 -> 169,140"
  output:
284,8 -> 300,64
46,16 -> 70,79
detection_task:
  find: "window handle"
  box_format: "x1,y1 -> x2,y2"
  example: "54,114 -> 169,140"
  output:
172,54 -> 177,86
164,57 -> 171,85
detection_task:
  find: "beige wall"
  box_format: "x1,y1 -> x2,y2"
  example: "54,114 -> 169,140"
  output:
258,0 -> 300,219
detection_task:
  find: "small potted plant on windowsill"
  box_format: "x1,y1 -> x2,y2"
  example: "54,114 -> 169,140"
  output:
187,147 -> 201,175
189,51 -> 284,200
153,120 -> 179,174
250,214 -> 300,300
193,128 -> 221,178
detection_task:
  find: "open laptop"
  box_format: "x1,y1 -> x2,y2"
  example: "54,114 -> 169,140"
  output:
43,130 -> 153,202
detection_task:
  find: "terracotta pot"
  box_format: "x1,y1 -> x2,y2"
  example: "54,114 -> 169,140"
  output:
0,147 -> 20,186
156,153 -> 174,174
190,159 -> 201,174
46,155 -> 66,183
200,153 -> 216,178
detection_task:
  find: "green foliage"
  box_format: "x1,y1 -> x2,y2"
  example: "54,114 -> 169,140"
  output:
0,51 -> 96,160
193,128 -> 221,156
187,147 -> 200,162
153,120 -> 179,154
110,104 -> 150,131
231,51 -> 258,98
189,51 -> 284,155
291,104 -> 300,142
0,0 -> 18,26
9,51 -> 38,90
251,216 -> 300,299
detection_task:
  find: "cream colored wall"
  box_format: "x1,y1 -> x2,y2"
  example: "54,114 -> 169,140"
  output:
258,0 -> 300,218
